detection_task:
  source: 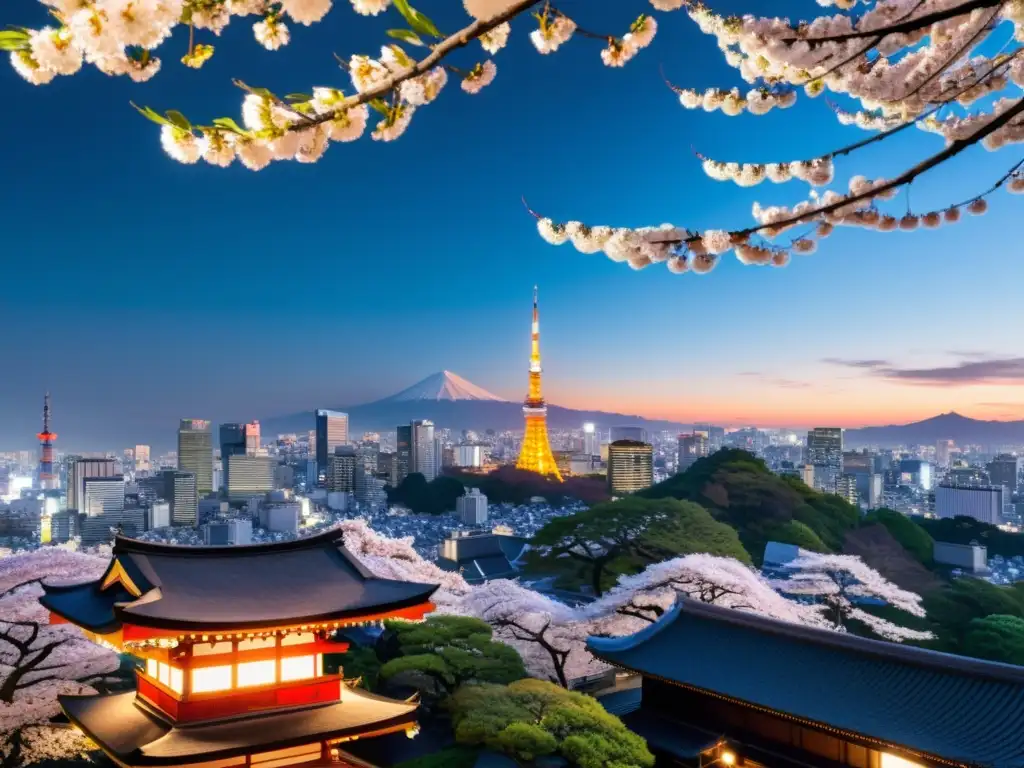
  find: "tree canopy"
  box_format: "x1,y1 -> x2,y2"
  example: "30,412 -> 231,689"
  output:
528,496 -> 750,595
921,576 -> 1024,655
386,472 -> 466,515
963,614 -> 1024,666
917,516 -> 1024,559
449,679 -> 654,768
863,508 -> 935,565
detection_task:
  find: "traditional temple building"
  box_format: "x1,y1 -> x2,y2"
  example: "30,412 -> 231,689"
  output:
590,599 -> 1024,768
41,529 -> 438,768
515,286 -> 562,481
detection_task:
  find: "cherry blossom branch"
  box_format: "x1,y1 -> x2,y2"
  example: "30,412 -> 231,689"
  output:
273,0 -> 541,130
787,0 -> 1004,44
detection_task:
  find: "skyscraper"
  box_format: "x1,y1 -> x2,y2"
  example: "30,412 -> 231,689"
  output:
134,445 -> 151,474
315,410 -> 349,485
67,457 -> 118,512
396,425 -> 412,485
219,423 -> 246,492
178,419 -> 213,496
411,420 -> 437,481
611,426 -> 648,443
226,455 -> 275,501
806,427 -> 843,494
328,446 -> 357,493
583,423 -> 599,456
515,287 -> 562,481
677,433 -> 709,473
245,421 -> 261,455
987,454 -> 1021,493
608,440 -> 654,496
139,470 -> 197,526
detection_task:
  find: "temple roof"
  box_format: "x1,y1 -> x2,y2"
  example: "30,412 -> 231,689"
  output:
588,599 -> 1024,768
61,687 -> 417,767
40,528 -> 437,632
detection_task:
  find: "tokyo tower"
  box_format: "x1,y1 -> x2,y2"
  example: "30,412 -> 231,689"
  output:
515,287 -> 563,482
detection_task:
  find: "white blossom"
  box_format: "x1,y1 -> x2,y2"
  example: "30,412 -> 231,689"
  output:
160,125 -> 206,164
530,16 -> 575,54
281,0 -> 332,25
461,60 -> 497,94
28,28 -> 82,76
480,22 -> 510,54
601,38 -> 638,68
700,229 -> 733,255
253,17 -> 290,49
9,51 -> 57,85
372,105 -> 415,142
537,218 -> 568,245
349,54 -> 390,93
236,137 -> 274,170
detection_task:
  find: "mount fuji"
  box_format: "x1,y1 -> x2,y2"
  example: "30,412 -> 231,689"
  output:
261,371 -> 686,436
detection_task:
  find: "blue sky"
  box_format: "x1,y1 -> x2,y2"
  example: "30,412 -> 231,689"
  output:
1,0 -> 1022,450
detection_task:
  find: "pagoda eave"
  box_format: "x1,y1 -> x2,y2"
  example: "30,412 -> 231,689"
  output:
62,688 -> 419,768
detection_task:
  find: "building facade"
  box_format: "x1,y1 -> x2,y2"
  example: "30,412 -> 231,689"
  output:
456,488 -> 488,525
327,447 -> 356,493
315,410 -> 349,486
395,425 -> 412,485
226,455 -> 275,501
677,433 -> 709,474
178,419 -> 213,496
67,457 -> 118,512
83,477 -> 125,517
987,454 -> 1021,493
139,470 -> 198,526
935,483 -> 1009,524
411,420 -> 437,481
608,440 -> 654,496
806,427 -> 843,494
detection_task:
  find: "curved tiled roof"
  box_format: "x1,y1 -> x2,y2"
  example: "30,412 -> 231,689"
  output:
41,527 -> 437,632
588,598 -> 1024,768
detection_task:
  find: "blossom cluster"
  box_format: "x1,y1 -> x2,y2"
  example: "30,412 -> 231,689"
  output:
701,156 -> 835,187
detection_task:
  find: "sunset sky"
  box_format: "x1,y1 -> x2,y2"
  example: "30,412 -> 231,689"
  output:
1,0 -> 1022,450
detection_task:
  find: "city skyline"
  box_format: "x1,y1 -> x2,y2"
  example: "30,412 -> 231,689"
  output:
2,4 -> 1022,448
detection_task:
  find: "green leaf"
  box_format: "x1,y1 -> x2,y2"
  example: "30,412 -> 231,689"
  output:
384,43 -> 413,68
164,109 -> 192,131
391,0 -> 417,28
0,29 -> 30,52
285,92 -> 312,102
131,102 -> 172,127
212,117 -> 247,134
368,98 -> 390,116
386,28 -> 425,47
410,9 -> 441,39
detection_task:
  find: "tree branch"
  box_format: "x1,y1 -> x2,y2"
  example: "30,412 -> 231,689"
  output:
786,0 -> 1003,44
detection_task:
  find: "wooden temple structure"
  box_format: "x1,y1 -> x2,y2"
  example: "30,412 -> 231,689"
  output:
41,529 -> 438,768
589,598 -> 1024,768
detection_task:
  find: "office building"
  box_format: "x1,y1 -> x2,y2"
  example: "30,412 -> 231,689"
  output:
83,477 -> 125,517
139,470 -> 198,526
806,427 -> 843,494
147,501 -> 171,530
245,421 -> 261,455
80,507 -> 145,547
898,459 -> 933,490
395,425 -> 412,485
203,519 -> 253,545
226,455 -> 275,501
608,440 -> 654,496
198,498 -> 229,524
935,483 -> 1009,525
947,466 -> 990,487
67,457 -> 118,512
611,426 -> 648,443
456,488 -> 488,526
315,410 -> 349,486
328,446 -> 356,493
836,475 -> 859,507
178,419 -> 213,496
455,444 -> 486,468
437,530 -> 516,584
933,541 -> 986,572
935,439 -> 955,469
987,454 -> 1021,493
583,423 -> 599,456
50,509 -> 80,543
219,423 -> 246,491
412,420 -> 437,481
258,503 -> 300,535
677,433 -> 709,474
354,465 -> 387,507
135,445 -> 151,474
377,452 -> 399,486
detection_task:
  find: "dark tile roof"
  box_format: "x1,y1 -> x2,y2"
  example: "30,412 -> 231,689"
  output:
41,528 -> 437,632
589,599 -> 1024,768
619,710 -> 723,760
61,687 -> 418,767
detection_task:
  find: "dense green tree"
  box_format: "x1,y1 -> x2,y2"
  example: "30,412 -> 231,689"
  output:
528,497 -> 749,595
449,679 -> 654,768
917,516 -> 1024,559
386,473 -> 466,515
922,577 -> 1024,654
767,520 -> 828,552
862,509 -> 935,565
375,616 -> 526,702
963,615 -> 1024,665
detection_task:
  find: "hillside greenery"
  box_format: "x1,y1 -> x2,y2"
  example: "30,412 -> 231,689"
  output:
639,450 -> 860,562
863,509 -> 935,566
527,497 -> 750,595
916,516 -> 1024,560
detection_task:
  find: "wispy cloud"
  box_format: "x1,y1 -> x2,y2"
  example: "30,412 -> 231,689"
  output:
736,372 -> 811,389
823,356 -> 1024,386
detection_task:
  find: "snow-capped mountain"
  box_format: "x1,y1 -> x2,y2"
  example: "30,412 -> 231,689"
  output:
383,371 -> 508,403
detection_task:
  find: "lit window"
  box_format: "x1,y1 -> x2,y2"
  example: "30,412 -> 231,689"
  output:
315,653 -> 323,677
192,665 -> 233,693
169,666 -> 184,694
158,662 -> 171,688
146,659 -> 158,678
237,660 -> 276,688
280,655 -> 315,682
881,755 -> 925,768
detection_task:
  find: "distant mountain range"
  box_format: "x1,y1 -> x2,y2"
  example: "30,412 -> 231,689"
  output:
845,412 -> 1024,448
261,371 -> 687,437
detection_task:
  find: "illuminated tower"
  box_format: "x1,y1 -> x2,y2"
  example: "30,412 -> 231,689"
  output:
37,392 -> 58,491
516,287 -> 563,481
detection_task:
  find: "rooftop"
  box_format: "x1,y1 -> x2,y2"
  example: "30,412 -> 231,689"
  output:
41,527 -> 437,633
588,598 -> 1024,768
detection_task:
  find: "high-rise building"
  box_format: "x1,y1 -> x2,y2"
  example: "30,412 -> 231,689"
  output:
608,440 -> 654,496
219,423 -> 246,493
412,420 -> 438,481
67,457 -> 118,512
611,426 -> 648,443
245,421 -> 261,455
139,470 -> 197,526
836,475 -> 859,507
583,423 -> 599,456
396,425 -> 412,485
806,427 -> 843,494
354,465 -> 387,507
456,488 -> 489,526
677,433 -> 709,473
328,446 -> 357,493
935,439 -> 955,469
82,477 -> 126,517
315,410 -> 349,486
178,419 -> 213,496
226,455 -> 275,501
377,452 -> 399,486
987,454 -> 1021,493
134,445 -> 151,474
455,444 -> 486,468
515,287 -> 562,481
936,483 -> 1010,524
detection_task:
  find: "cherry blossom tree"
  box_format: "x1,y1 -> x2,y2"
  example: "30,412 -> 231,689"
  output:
0,549 -> 121,766
3,0 -> 1020,272
773,552 -> 935,642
